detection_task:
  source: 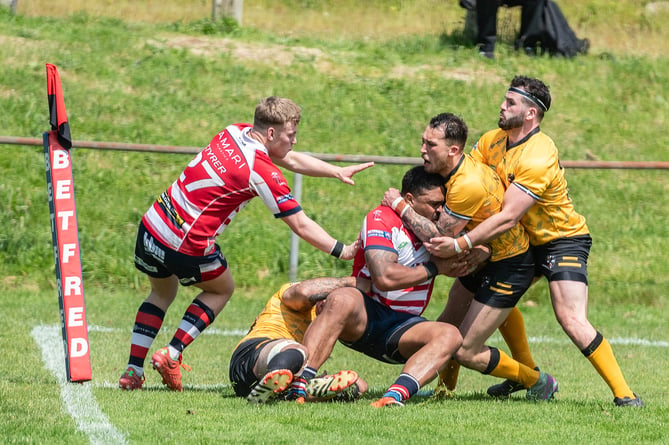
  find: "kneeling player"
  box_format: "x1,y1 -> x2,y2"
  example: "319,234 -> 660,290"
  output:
229,277 -> 369,403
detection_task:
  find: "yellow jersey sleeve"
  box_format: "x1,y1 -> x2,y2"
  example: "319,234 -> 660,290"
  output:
446,155 -> 529,261
471,129 -> 507,170
236,283 -> 315,348
444,162 -> 488,220
508,140 -> 557,199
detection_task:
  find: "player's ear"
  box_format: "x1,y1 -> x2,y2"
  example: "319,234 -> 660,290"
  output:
403,193 -> 415,206
526,106 -> 537,121
267,127 -> 275,141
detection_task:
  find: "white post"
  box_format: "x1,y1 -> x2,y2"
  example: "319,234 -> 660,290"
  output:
212,0 -> 222,21
0,0 -> 18,15
288,173 -> 303,282
212,0 -> 243,25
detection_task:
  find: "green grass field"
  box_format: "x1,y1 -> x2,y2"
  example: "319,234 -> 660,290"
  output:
1,1 -> 668,443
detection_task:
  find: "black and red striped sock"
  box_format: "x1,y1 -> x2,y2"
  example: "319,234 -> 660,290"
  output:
383,373 -> 420,403
127,302 -> 165,374
168,299 -> 215,359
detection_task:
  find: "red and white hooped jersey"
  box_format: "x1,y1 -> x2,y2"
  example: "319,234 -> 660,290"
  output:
142,123 -> 302,256
352,205 -> 434,316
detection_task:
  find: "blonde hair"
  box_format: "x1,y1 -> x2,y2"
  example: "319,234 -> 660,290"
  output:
253,96 -> 302,131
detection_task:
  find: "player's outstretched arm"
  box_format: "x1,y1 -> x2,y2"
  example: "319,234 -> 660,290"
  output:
273,151 -> 374,185
335,162 -> 375,185
281,210 -> 359,260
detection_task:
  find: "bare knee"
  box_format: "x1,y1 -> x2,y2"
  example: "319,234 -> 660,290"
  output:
429,323 -> 463,359
554,310 -> 590,336
147,276 -> 180,309
442,323 -> 463,350
554,312 -> 596,348
454,347 -> 475,368
320,290 -> 358,319
454,334 -> 483,368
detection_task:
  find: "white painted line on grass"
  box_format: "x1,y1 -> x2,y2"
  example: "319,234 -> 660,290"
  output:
202,327 -> 248,337
97,381 -> 232,391
523,335 -> 669,348
87,324 -> 669,347
608,336 -> 669,347
31,325 -> 127,445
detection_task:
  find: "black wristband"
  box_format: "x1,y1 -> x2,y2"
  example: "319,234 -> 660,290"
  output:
423,261 -> 438,279
330,240 -> 344,258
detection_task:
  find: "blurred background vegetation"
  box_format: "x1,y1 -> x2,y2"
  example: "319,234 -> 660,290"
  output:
1,1 -> 667,309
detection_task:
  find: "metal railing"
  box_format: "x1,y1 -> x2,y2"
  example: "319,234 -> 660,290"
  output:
3,136 -> 669,169
5,135 -> 669,281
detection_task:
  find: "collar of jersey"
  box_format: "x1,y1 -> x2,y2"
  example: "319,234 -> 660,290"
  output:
506,126 -> 541,151
443,153 -> 465,183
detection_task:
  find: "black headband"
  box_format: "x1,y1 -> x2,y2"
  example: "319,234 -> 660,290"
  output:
508,87 -> 548,112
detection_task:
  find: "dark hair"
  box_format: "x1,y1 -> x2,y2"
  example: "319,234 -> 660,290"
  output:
510,76 -> 552,118
401,165 -> 445,196
428,112 -> 468,148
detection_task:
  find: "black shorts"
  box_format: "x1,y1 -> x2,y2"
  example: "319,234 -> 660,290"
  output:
134,221 -> 228,286
339,290 -> 427,364
459,248 -> 535,308
533,235 -> 591,284
229,337 -> 272,397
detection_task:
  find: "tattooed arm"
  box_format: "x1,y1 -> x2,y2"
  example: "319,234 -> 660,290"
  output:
381,188 -> 491,268
365,248 -> 444,291
381,187 -> 468,240
421,206 -> 468,238
281,276 -> 370,312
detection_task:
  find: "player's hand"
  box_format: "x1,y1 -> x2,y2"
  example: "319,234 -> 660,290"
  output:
381,188 -> 401,208
461,245 -> 491,275
431,254 -> 469,277
339,238 -> 362,260
335,162 -> 374,185
424,236 -> 459,259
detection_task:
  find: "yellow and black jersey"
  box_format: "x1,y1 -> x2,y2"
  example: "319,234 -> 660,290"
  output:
471,128 -> 589,245
445,154 -> 529,261
235,283 -> 316,349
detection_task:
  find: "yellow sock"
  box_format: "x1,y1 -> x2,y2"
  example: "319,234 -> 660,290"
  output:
438,359 -> 461,391
586,336 -> 634,399
498,306 -> 536,369
489,349 -> 539,388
